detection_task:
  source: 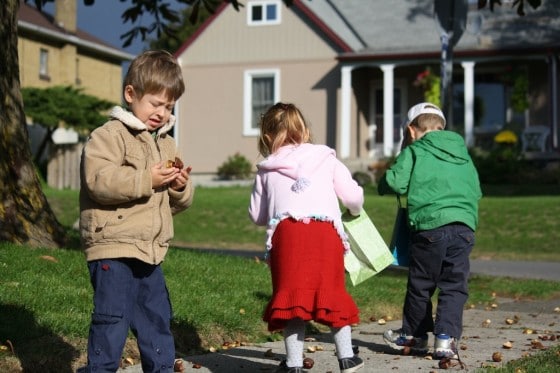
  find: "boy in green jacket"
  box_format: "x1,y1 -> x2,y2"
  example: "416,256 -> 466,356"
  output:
378,102 -> 482,360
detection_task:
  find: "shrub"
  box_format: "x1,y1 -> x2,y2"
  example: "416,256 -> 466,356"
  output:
217,152 -> 253,180
352,171 -> 373,187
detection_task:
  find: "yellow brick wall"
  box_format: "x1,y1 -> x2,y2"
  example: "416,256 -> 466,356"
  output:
18,36 -> 123,104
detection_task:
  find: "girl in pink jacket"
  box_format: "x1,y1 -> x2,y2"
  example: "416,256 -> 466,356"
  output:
249,102 -> 365,373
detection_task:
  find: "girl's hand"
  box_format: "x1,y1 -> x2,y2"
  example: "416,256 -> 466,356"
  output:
151,162 -> 180,189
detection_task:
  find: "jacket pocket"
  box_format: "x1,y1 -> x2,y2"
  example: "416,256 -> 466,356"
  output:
101,203 -> 152,241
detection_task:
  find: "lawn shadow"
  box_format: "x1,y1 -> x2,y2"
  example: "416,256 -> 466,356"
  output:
0,303 -> 80,372
172,319 -> 204,356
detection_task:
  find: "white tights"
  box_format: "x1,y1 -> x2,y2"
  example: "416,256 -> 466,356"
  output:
283,318 -> 354,368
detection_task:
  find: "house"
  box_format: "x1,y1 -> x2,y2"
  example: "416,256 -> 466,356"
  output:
174,0 -> 560,176
17,0 -> 134,103
17,0 -> 135,188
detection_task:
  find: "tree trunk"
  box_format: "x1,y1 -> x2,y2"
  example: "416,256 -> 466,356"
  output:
0,0 -> 66,248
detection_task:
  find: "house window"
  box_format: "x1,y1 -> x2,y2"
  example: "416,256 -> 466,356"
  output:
244,69 -> 280,136
248,0 -> 281,26
39,48 -> 50,81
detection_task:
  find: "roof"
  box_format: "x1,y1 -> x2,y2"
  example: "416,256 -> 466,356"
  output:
17,1 -> 134,62
300,0 -> 560,59
174,0 -> 560,62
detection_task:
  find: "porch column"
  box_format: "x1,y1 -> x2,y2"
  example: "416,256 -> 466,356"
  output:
381,64 -> 395,157
340,65 -> 353,158
461,61 -> 475,147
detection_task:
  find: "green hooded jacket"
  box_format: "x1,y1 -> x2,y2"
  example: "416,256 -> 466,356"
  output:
378,130 -> 482,231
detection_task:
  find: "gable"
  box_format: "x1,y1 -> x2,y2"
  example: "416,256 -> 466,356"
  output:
176,1 -> 347,66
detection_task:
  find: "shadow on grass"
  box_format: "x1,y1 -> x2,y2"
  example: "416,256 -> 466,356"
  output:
172,319 -> 203,356
0,304 -> 80,372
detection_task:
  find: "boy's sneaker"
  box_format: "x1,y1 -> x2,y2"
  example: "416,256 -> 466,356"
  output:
383,329 -> 429,352
338,355 -> 364,373
276,360 -> 304,373
433,334 -> 458,359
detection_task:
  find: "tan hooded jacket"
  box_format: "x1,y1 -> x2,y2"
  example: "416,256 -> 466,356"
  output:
79,106 -> 194,264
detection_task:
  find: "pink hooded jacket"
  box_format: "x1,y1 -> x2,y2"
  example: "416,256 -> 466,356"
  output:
249,143 -> 364,252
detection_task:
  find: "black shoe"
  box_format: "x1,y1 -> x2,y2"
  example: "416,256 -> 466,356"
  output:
276,360 -> 304,373
338,355 -> 364,373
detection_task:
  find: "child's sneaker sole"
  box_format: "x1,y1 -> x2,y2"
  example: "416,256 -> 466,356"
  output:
383,329 -> 428,352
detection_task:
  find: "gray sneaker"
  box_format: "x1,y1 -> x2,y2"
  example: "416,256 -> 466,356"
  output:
433,334 -> 458,359
383,329 -> 429,352
338,355 -> 364,373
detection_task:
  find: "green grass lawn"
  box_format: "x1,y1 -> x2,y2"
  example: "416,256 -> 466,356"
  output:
48,184 -> 560,261
1,184 -> 559,371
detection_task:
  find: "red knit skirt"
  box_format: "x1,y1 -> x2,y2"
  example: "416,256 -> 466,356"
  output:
263,218 -> 360,332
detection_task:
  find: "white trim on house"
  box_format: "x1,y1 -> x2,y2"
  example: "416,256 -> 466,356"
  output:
243,68 -> 280,136
247,0 -> 282,26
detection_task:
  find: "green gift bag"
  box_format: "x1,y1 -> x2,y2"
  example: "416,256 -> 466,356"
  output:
342,209 -> 394,286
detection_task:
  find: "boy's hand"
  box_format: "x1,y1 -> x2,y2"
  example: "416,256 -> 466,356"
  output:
151,162 -> 180,189
170,166 -> 192,191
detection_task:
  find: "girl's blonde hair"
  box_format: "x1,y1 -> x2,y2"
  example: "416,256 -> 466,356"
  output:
258,102 -> 311,157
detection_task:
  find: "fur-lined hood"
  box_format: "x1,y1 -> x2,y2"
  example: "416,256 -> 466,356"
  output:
109,106 -> 176,136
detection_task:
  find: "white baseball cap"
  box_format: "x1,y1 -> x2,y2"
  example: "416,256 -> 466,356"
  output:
407,102 -> 446,128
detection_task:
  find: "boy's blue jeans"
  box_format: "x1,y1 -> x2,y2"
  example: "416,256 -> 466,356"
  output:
402,223 -> 474,340
85,258 -> 175,373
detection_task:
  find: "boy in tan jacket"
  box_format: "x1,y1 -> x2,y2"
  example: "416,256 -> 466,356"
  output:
79,50 -> 193,373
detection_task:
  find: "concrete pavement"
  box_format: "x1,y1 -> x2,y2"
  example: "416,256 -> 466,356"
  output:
116,259 -> 560,373
118,296 -> 560,372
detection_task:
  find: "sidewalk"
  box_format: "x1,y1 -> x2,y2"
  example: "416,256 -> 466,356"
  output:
119,297 -> 560,372
118,260 -> 560,373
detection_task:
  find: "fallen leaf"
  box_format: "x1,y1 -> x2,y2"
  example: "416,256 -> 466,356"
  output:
40,255 -> 58,263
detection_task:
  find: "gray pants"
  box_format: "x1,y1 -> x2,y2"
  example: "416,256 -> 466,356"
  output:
402,223 -> 474,339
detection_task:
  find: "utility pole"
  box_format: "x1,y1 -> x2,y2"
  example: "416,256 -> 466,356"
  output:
434,0 -> 468,130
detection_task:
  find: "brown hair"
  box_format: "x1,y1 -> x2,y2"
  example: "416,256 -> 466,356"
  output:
123,50 -> 185,101
258,102 -> 311,157
410,112 -> 445,132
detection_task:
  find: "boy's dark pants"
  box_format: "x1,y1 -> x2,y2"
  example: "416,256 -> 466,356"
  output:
402,223 -> 474,339
85,258 -> 175,373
